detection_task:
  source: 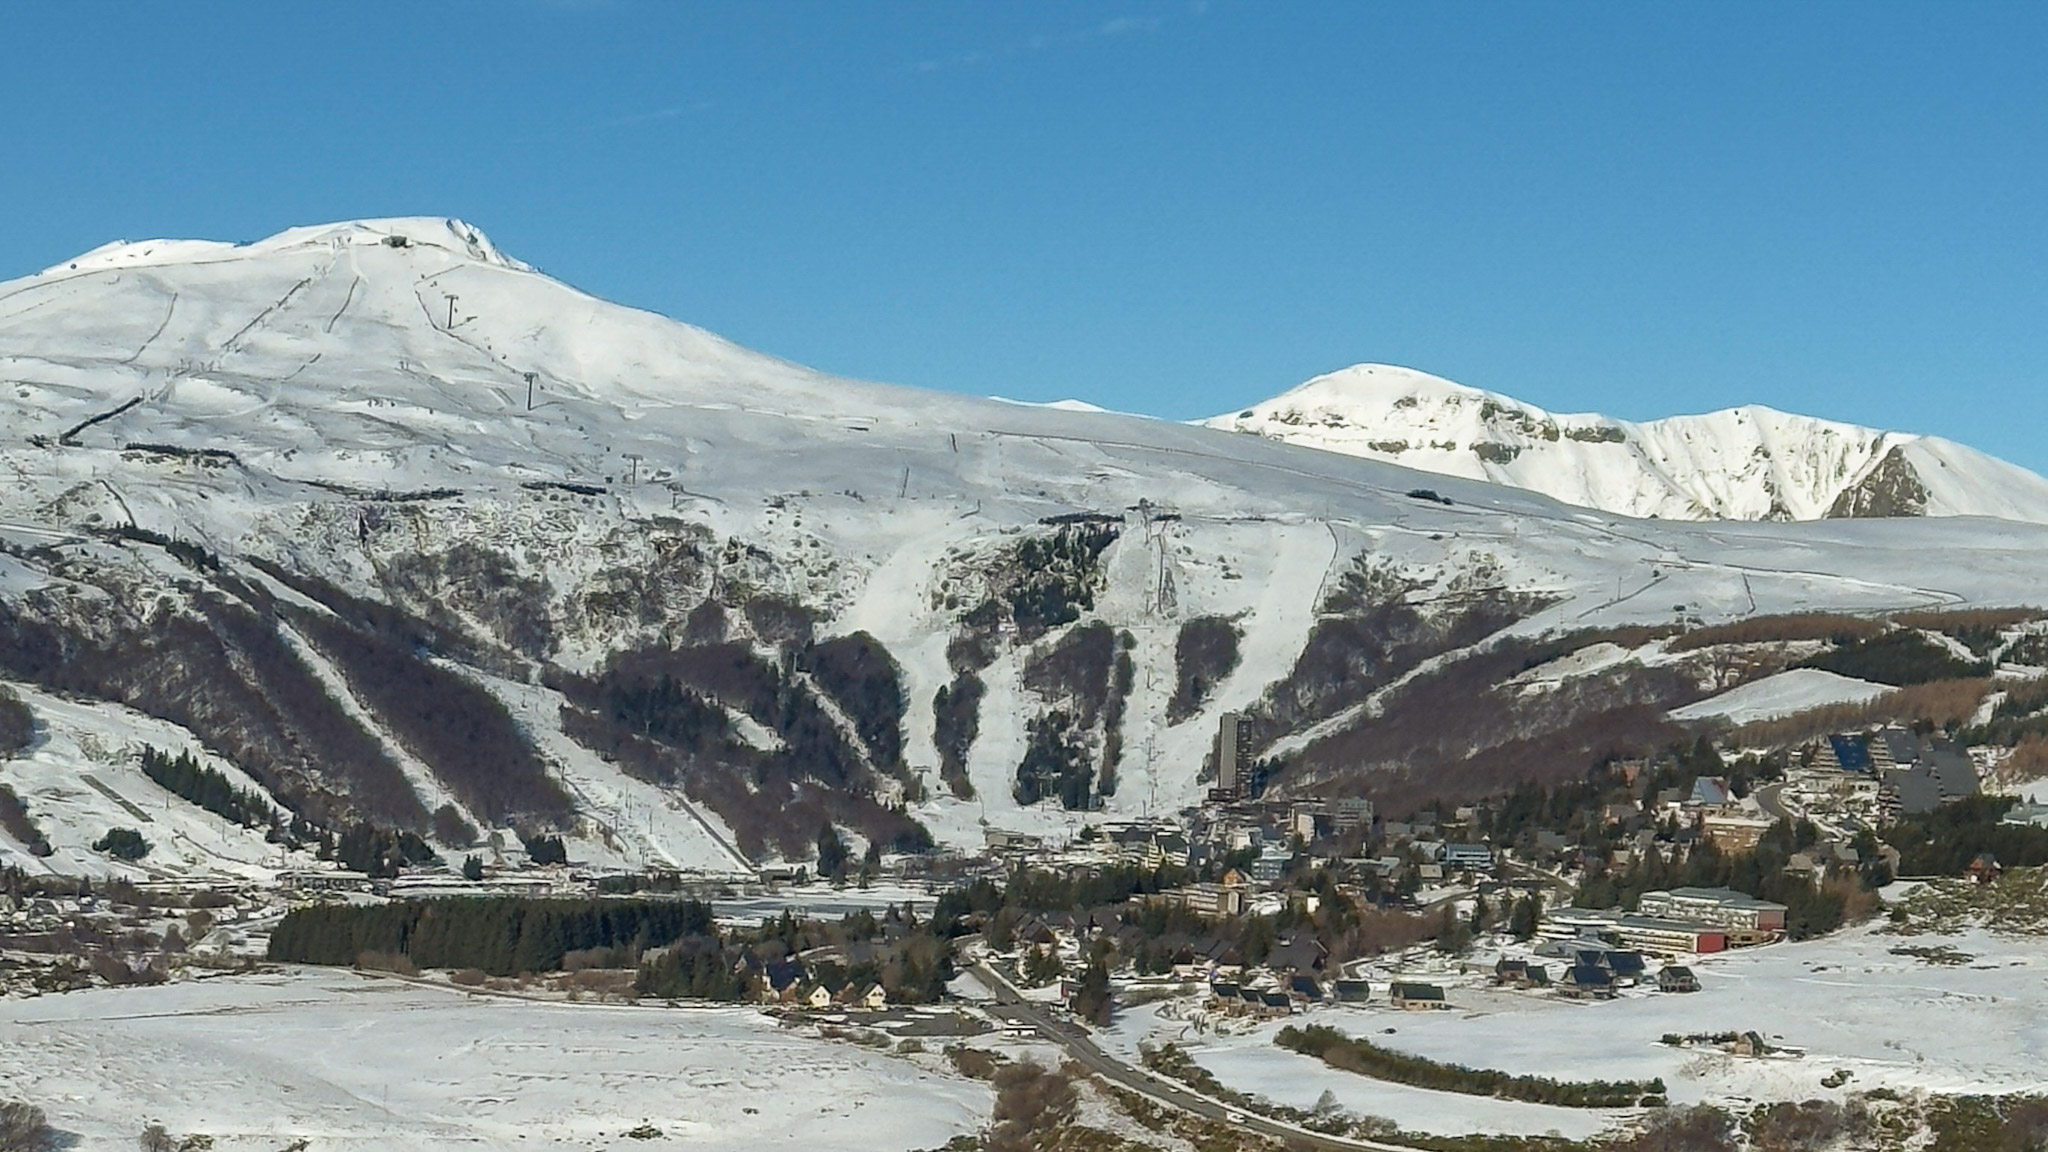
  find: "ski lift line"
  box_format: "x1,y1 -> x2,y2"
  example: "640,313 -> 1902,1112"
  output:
277,352 -> 324,384
324,276 -> 361,333
97,479 -> 137,528
55,396 -> 145,446
120,292 -> 179,366
219,276 -> 315,354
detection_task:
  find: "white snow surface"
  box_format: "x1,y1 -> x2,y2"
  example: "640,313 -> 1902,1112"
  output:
1107,925 -> 2048,1138
0,968 -> 990,1151
5,220 -> 2048,856
1205,363 -> 2048,523
0,681 -> 302,880
1669,668 -> 1895,725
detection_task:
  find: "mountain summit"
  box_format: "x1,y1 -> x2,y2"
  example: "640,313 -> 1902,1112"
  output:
1205,363 -> 2048,523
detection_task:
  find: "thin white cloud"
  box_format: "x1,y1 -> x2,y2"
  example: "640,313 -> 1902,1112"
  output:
903,11 -> 1175,74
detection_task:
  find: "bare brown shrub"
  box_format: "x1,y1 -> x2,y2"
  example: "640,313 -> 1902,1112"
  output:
1892,607 -> 2043,634
946,1046 -> 1001,1081
1746,1098 -> 1868,1152
354,950 -> 419,977
1296,630 -> 1703,813
1331,907 -> 1437,960
449,968 -> 487,987
563,968 -> 635,998
2006,735 -> 2048,778
1668,613 -> 1884,652
987,1061 -> 1078,1152
0,1099 -> 59,1152
1611,1105 -> 1738,1152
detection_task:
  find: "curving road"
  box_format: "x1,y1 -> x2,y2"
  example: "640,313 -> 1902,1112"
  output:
972,962 -> 1424,1152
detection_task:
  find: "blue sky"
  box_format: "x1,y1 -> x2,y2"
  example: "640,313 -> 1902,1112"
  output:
6,3 -> 2048,465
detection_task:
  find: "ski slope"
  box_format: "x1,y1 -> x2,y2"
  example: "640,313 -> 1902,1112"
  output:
3,218 -> 2048,859
1669,668 -> 1895,726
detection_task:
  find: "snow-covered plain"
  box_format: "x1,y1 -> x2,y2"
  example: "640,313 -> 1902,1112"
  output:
1105,924 -> 2048,1140
0,968 -> 991,1151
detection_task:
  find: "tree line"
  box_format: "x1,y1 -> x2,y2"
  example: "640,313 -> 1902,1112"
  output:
1277,1023 -> 1664,1108
140,746 -> 272,829
267,896 -> 716,975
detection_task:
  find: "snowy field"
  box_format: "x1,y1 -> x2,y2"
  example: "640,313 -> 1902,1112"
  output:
1668,668 -> 1893,726
0,968 -> 991,1151
1104,924 -> 2048,1139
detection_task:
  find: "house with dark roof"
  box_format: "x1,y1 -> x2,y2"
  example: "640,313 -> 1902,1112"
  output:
1288,975 -> 1325,1003
1657,965 -> 1700,993
1599,949 -> 1647,986
1689,777 -> 1734,808
1266,935 -> 1328,974
1388,982 -> 1448,1010
1828,735 -> 1874,773
759,958 -> 806,1004
1559,964 -> 1617,1000
1333,979 -> 1372,1003
1494,957 -> 1550,990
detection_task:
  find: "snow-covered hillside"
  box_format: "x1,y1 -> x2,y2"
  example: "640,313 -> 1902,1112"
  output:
1205,363 -> 2048,522
2,218 -> 2047,876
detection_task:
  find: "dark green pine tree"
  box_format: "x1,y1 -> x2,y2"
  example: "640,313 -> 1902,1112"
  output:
816,823 -> 850,883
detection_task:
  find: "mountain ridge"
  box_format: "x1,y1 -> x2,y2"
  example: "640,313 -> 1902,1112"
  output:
1204,362 -> 2048,523
2,217 -> 2046,881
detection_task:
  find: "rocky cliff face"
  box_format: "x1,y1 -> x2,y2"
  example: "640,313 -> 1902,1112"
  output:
1827,445 -> 1930,518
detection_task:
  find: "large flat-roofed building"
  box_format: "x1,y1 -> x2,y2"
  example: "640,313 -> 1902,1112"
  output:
1637,886 -> 1787,937
1143,879 -> 1246,918
1442,843 -> 1495,870
1609,914 -> 1729,955
1539,908 -> 1732,954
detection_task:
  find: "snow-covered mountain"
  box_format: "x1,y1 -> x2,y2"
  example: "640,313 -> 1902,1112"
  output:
1205,363 -> 2048,523
2,218 -> 2047,881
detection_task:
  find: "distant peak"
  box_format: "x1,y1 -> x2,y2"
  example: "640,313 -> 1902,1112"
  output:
266,217 -> 532,271
1203,361 -> 2042,522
